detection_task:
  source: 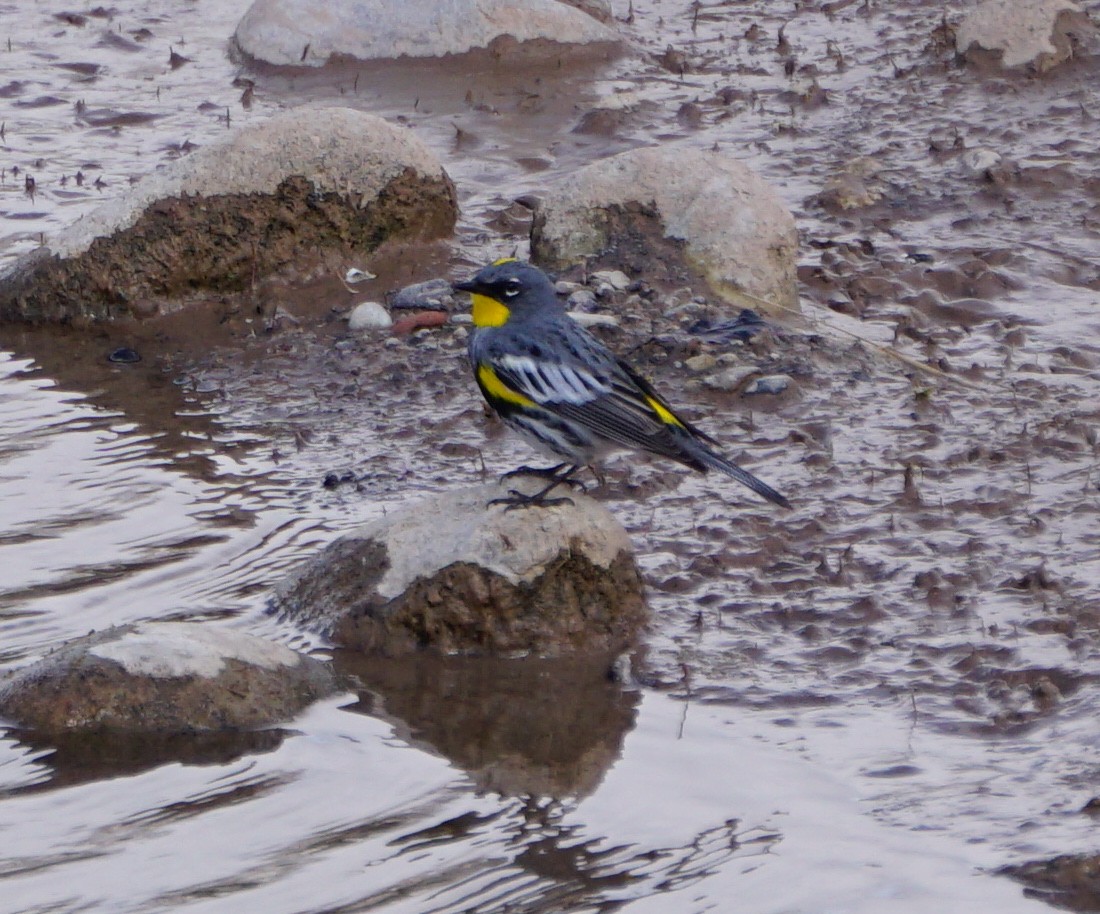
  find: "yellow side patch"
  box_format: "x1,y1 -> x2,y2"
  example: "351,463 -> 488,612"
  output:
471,293 -> 511,328
478,364 -> 536,408
646,395 -> 684,427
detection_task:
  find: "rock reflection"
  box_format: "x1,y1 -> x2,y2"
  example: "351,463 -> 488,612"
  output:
1,727 -> 287,794
334,650 -> 640,799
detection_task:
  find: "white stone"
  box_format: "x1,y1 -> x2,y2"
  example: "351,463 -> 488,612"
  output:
533,146 -> 799,316
88,622 -> 302,679
956,0 -> 1092,71
234,0 -> 620,67
348,300 -> 393,330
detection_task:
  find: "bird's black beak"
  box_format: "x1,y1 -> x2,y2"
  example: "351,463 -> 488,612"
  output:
452,278 -> 479,294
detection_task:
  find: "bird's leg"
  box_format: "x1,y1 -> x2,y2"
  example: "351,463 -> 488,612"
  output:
500,462 -> 568,482
489,464 -> 582,511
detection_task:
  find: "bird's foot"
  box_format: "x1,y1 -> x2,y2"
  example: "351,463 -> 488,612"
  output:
488,488 -> 575,512
488,466 -> 582,511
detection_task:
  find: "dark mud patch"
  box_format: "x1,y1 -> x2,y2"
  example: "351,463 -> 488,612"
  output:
0,170 -> 458,323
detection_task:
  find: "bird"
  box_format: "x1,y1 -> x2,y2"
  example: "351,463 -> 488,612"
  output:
452,258 -> 790,511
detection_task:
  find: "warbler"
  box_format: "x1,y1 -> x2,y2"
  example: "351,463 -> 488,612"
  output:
453,259 -> 790,510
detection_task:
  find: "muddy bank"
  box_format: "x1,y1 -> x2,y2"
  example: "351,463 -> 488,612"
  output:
2,0 -> 1100,912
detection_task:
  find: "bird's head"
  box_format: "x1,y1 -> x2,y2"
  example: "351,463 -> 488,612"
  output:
452,258 -> 560,328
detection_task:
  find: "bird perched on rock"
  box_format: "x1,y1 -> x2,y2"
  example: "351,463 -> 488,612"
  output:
453,258 -> 790,510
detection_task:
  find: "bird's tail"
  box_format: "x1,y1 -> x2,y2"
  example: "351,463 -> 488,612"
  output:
677,433 -> 791,509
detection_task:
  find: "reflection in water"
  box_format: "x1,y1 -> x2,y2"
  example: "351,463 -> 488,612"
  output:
335,650 -> 640,799
2,727 -> 287,795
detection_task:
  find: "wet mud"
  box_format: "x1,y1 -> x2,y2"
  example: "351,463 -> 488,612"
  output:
2,0 -> 1100,911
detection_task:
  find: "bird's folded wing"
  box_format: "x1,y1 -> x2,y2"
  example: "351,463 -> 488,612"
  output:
492,354 -> 687,456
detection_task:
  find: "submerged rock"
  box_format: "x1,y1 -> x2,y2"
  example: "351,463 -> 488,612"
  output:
531,146 -> 800,317
0,107 -> 457,324
234,0 -> 620,67
271,481 -> 648,656
955,0 -> 1096,72
1002,853 -> 1100,911
0,622 -> 337,733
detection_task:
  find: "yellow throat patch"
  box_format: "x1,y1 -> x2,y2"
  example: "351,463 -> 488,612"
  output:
468,258 -> 519,327
471,293 -> 511,328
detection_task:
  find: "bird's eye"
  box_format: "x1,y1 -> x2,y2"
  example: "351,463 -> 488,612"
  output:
503,280 -> 521,298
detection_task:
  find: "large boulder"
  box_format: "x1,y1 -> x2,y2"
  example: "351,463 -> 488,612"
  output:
271,481 -> 648,656
531,146 -> 800,317
955,0 -> 1096,72
0,622 -> 337,733
0,107 -> 457,323
233,0 -> 620,67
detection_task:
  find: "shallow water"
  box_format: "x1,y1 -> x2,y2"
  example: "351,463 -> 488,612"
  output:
3,0 -> 1100,911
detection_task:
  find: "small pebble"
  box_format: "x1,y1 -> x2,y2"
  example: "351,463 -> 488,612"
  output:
348,301 -> 392,331
706,366 -> 758,391
684,354 -> 717,372
568,311 -> 621,329
345,267 -> 376,284
555,280 -> 583,294
107,347 -> 141,364
959,147 -> 1001,175
568,289 -> 598,310
590,270 -> 631,291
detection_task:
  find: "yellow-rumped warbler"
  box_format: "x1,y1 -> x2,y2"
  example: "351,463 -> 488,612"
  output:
453,259 -> 790,510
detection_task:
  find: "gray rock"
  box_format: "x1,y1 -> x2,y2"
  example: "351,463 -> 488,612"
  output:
0,107 -> 457,323
348,301 -> 393,331
234,0 -> 620,67
956,0 -> 1095,72
567,288 -> 598,310
270,481 -> 647,656
388,277 -> 457,311
532,146 -> 800,317
744,373 -> 792,396
0,622 -> 336,733
591,269 -> 632,290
